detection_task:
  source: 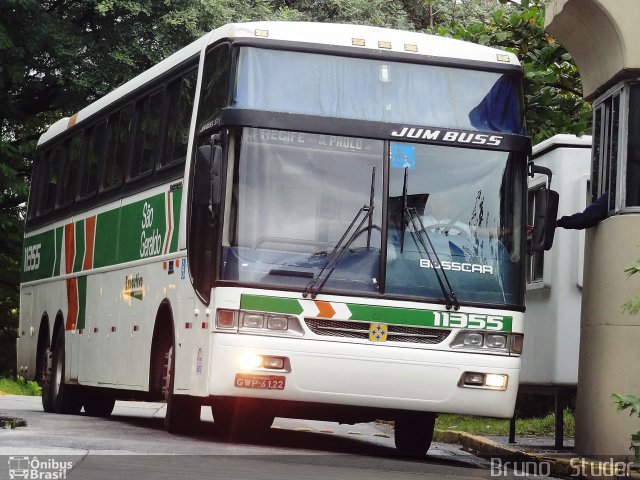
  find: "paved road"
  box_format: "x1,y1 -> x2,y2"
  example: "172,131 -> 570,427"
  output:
0,396 -> 554,479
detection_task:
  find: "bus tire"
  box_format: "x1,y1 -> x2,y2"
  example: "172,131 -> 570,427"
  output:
83,389 -> 116,417
46,327 -> 82,414
40,346 -> 54,413
212,402 -> 274,441
163,345 -> 200,434
394,412 -> 436,456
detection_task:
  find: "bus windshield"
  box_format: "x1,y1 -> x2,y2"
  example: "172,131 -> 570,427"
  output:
221,128 -> 525,307
233,47 -> 524,135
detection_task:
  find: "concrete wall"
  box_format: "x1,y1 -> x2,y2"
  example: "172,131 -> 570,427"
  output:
546,0 -> 640,100
576,215 -> 640,455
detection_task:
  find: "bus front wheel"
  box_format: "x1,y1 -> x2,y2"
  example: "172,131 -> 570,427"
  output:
163,345 -> 201,434
394,412 -> 436,456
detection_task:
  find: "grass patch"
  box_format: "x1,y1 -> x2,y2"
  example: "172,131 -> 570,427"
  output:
436,409 -> 575,437
0,377 -> 41,396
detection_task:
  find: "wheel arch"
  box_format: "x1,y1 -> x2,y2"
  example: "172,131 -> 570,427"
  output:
148,299 -> 176,394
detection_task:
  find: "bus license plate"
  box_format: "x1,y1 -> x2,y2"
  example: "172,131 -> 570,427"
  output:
235,374 -> 285,390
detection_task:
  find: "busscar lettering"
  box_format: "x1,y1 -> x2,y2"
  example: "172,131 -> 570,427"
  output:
390,126 -> 503,147
419,258 -> 494,275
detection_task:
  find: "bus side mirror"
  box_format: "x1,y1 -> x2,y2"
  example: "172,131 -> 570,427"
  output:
530,187 -> 559,252
193,144 -> 223,210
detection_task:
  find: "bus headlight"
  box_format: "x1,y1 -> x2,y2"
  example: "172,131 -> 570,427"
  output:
485,334 -> 507,349
215,309 -> 304,336
451,331 -> 523,355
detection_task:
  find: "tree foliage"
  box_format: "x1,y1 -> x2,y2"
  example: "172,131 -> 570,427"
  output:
431,0 -> 591,144
0,0 -> 590,375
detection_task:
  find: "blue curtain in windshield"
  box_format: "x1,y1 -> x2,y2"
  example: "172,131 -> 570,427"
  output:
233,47 -> 524,135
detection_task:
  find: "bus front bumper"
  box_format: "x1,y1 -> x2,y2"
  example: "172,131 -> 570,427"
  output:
208,333 -> 519,418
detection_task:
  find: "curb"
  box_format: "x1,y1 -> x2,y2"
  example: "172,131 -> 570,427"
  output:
434,429 -> 639,479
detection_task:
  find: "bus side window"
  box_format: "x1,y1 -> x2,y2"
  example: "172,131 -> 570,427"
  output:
79,122 -> 107,199
38,148 -> 62,215
102,106 -> 133,190
196,44 -> 230,135
58,133 -> 83,207
160,71 -> 197,169
130,90 -> 163,180
27,154 -> 43,220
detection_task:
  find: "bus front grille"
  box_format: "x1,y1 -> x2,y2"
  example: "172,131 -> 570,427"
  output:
304,319 -> 450,344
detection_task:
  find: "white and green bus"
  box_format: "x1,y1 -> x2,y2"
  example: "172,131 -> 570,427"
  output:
17,21 -> 553,455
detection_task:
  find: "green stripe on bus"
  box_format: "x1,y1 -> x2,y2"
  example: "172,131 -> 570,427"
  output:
77,276 -> 87,330
23,188 -> 183,281
53,227 -> 63,276
21,229 -> 56,283
170,189 -> 182,253
73,219 -> 85,273
240,295 -> 304,315
93,208 -> 120,269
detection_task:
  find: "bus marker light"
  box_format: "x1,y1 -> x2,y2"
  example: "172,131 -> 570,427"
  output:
216,309 -> 237,329
404,44 -> 418,52
352,38 -> 365,47
511,334 -> 524,354
185,322 -> 192,329
378,41 -> 392,49
201,322 -> 208,329
255,29 -> 269,37
496,53 -> 511,63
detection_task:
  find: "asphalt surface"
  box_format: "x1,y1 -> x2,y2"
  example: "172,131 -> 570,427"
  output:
0,395 -> 558,479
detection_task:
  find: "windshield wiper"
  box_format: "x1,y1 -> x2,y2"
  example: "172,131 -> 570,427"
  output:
400,168 -> 460,311
303,167 -> 376,299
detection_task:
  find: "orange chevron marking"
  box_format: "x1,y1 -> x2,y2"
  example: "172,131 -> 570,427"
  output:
315,301 -> 335,318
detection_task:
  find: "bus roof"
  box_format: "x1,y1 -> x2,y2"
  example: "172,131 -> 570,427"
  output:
37,21 -> 520,147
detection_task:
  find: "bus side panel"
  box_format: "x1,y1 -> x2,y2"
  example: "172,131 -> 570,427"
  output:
78,274 -> 101,383
16,287 -> 35,379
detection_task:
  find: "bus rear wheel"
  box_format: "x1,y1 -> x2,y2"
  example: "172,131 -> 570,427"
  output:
394,412 -> 436,456
83,388 -> 116,417
43,327 -> 82,414
163,345 -> 201,434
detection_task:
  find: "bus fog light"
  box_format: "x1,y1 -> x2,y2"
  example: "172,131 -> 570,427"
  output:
242,313 -> 265,329
238,353 -> 263,370
485,374 -> 508,389
485,334 -> 507,349
463,333 -> 483,347
463,372 -> 484,385
267,316 -> 288,331
262,356 -> 285,369
216,309 -> 238,329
